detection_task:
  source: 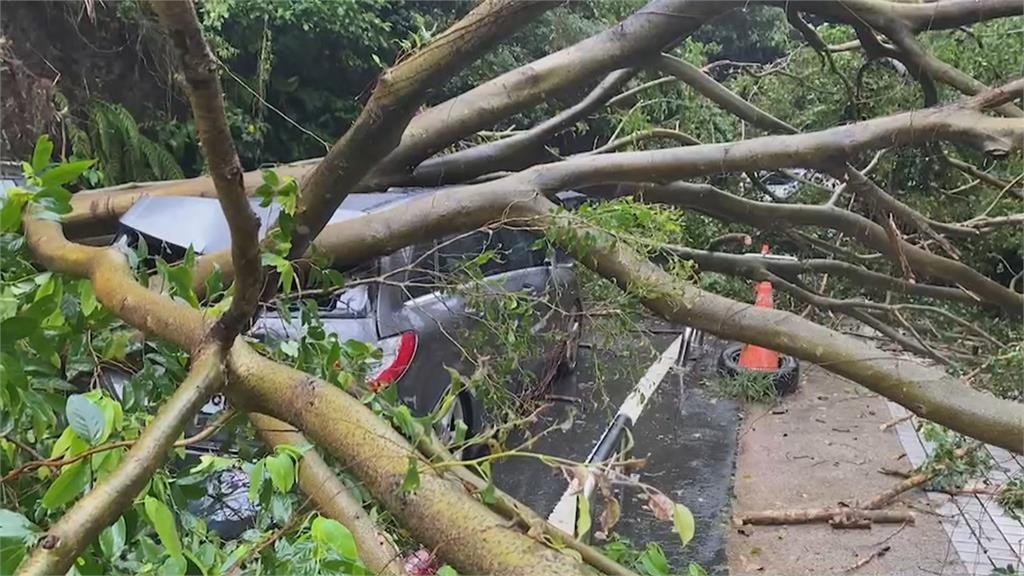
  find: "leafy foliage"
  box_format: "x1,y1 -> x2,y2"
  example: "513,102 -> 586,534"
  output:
68,101 -> 184,186
920,423 -> 993,491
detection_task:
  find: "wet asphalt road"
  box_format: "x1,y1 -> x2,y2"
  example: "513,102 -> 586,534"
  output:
493,328 -> 739,574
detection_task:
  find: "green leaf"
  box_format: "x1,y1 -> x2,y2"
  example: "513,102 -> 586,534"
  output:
144,496 -> 183,559
248,460 -> 266,501
99,516 -> 126,559
33,185 -> 73,215
188,454 -> 237,476
274,443 -> 308,460
269,492 -> 293,525
436,567 -> 459,576
265,453 -> 295,493
263,169 -> 281,188
576,494 -> 591,539
78,280 -> 99,317
311,516 -> 358,560
66,394 -> 107,445
687,562 -> 708,576
401,457 -> 420,493
0,539 -> 27,576
279,339 -> 300,358
639,543 -> 670,576
50,426 -> 79,459
672,503 -> 695,547
31,135 -> 54,173
0,192 -> 28,233
0,509 -> 38,542
42,461 -> 89,509
158,555 -> 187,576
479,481 -> 497,505
0,316 -> 36,347
39,160 -> 95,188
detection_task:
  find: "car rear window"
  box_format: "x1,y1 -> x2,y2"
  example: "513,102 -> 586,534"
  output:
437,228 -> 545,276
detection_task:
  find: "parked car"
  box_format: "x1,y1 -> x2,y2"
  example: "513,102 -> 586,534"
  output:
95,188 -> 585,536
104,187 -> 583,436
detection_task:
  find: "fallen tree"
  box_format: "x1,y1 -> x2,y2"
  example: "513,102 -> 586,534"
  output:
5,0 -> 1023,574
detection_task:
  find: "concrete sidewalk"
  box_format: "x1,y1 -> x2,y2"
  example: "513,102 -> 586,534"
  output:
728,364 -> 965,575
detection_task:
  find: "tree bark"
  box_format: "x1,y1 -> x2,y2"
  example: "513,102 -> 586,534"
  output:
250,414 -> 406,576
656,54 -> 798,134
149,0 -> 262,343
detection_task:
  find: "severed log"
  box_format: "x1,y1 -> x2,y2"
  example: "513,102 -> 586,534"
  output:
734,507 -> 915,528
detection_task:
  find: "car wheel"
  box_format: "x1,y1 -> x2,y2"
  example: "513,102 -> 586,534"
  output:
434,391 -> 475,459
558,299 -> 583,376
716,343 -> 800,395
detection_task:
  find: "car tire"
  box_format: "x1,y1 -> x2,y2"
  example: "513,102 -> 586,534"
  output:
716,343 -> 800,396
557,299 -> 583,376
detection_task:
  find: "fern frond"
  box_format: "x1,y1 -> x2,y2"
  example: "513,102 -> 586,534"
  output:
139,136 -> 184,180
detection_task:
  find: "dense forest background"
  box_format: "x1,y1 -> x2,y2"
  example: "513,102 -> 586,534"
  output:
0,1 -> 789,173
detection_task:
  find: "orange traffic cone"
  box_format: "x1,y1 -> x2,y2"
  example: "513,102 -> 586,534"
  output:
738,245 -> 781,371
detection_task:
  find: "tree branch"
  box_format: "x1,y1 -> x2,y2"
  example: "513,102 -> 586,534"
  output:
656,54 -> 798,134
365,0 -> 736,187
624,181 -> 1022,313
149,0 -> 262,344
249,414 -> 406,576
23,211 -> 597,576
287,0 -> 557,263
410,69 -> 638,186
580,127 -> 701,155
661,245 -> 978,304
845,167 -> 970,259
191,94 -> 1024,313
884,25 -> 1023,117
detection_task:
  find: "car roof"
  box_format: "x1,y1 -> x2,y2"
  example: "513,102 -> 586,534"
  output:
119,190 -> 430,254
119,187 -> 584,255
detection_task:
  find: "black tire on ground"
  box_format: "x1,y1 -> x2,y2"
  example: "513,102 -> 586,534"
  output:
716,343 -> 801,395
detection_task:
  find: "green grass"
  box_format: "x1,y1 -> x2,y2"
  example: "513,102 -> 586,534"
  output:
712,371 -> 779,404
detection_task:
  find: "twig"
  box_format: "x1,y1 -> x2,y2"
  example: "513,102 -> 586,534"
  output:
843,545 -> 891,573
2,409 -> 237,484
225,507 -> 314,576
880,413 -> 913,431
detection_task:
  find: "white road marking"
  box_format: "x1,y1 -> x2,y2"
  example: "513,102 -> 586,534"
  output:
548,332 -> 687,534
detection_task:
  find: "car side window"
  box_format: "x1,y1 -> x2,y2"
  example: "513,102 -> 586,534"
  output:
402,242 -> 438,301
437,231 -> 495,275
495,228 -> 546,270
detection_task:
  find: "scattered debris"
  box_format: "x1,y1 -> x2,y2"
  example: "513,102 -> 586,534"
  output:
879,413 -> 913,431
843,545 -> 891,573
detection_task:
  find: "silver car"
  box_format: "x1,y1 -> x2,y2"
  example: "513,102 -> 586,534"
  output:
111,188 -> 583,440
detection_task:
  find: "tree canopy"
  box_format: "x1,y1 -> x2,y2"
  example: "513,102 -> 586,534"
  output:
1,1 -> 1022,575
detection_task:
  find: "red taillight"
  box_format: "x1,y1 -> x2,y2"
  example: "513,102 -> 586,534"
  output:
369,331 -> 418,392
